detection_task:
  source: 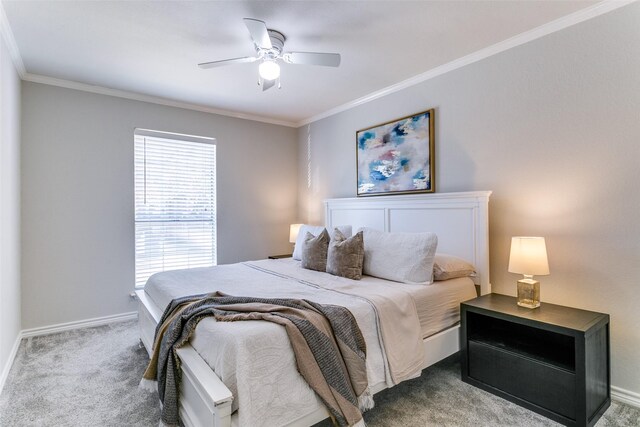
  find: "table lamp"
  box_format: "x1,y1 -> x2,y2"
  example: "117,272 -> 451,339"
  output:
508,236 -> 550,308
289,224 -> 302,244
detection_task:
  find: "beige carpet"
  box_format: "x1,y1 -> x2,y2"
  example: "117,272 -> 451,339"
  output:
1,320 -> 638,426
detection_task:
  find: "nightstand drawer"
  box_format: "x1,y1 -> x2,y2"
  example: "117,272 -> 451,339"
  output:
469,340 -> 576,419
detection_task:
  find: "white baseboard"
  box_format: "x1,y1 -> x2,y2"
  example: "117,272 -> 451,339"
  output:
0,332 -> 23,395
21,311 -> 137,338
612,385 -> 640,409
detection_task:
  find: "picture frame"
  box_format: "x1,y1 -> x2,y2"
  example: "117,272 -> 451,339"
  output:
356,108 -> 435,196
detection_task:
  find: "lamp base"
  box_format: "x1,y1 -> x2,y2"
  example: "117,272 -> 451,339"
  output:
517,278 -> 540,309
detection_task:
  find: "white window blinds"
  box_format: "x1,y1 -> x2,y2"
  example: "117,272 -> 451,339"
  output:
134,130 -> 216,288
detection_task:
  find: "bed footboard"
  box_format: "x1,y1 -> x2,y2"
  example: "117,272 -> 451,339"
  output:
136,290 -> 234,427
177,346 -> 233,427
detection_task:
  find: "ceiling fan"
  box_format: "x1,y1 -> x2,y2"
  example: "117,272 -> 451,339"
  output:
198,18 -> 341,91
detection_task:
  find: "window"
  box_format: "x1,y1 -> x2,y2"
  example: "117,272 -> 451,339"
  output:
134,129 -> 216,288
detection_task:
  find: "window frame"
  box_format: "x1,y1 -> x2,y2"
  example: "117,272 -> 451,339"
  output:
134,128 -> 217,289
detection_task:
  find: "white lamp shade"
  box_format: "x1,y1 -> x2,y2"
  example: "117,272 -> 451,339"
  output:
289,224 -> 303,243
508,236 -> 550,276
259,60 -> 280,80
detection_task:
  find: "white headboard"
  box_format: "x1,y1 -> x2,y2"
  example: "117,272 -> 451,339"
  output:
325,191 -> 492,295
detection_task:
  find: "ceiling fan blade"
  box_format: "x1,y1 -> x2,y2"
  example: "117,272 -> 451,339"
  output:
262,78 -> 275,91
283,52 -> 341,67
243,18 -> 272,50
198,56 -> 258,69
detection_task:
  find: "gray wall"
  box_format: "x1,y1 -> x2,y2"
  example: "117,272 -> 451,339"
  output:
297,4 -> 640,395
21,82 -> 298,329
0,33 -> 21,378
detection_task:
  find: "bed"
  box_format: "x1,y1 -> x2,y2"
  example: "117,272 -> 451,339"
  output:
136,191 -> 492,427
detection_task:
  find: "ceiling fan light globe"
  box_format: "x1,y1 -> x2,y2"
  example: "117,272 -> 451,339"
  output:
259,60 -> 280,80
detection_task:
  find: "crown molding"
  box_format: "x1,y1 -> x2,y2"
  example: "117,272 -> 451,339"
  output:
22,73 -> 297,127
3,1 -> 295,127
295,0 -> 636,127
3,0 -> 635,129
0,0 -> 26,76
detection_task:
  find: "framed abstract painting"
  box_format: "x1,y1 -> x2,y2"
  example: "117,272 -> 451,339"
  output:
356,109 -> 435,196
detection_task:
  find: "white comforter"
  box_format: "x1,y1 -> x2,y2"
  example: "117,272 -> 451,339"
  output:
144,259 -> 425,427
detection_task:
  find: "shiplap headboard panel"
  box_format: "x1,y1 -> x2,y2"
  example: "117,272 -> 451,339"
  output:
325,191 -> 492,295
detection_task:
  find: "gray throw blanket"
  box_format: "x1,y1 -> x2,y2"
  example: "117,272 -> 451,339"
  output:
141,292 -> 372,427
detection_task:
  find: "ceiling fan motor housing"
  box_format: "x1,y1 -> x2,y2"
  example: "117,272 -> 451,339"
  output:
263,29 -> 286,56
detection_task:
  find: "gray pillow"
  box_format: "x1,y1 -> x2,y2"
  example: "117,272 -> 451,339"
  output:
326,229 -> 364,280
300,229 -> 330,272
292,224 -> 352,260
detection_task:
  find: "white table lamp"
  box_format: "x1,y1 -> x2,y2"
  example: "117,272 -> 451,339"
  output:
508,236 -> 550,308
289,224 -> 302,244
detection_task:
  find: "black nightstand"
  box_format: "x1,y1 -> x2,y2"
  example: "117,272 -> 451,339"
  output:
461,293 -> 610,427
268,254 -> 292,259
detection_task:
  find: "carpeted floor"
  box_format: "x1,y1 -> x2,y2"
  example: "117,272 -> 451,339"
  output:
0,320 -> 638,427
0,321 -> 160,426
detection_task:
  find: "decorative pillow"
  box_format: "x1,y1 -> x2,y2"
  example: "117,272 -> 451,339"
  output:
326,229 -> 364,280
300,229 -> 330,272
433,254 -> 476,281
361,227 -> 438,285
292,224 -> 352,260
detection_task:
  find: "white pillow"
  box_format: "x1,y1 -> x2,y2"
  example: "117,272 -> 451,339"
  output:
292,224 -> 352,260
361,227 -> 438,284
433,253 -> 476,281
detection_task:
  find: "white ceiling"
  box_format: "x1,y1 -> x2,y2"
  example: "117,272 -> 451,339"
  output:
3,0 -> 601,126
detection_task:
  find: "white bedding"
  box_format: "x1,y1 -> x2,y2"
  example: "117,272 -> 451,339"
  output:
403,276 -> 478,338
259,259 -> 477,339
144,258 -> 474,427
